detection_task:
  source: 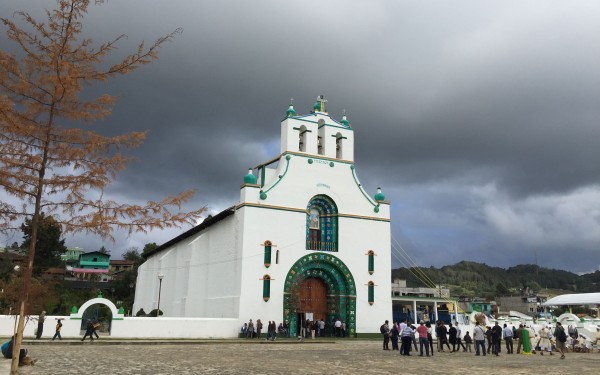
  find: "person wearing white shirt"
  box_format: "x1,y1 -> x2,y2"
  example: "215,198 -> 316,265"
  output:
502,324 -> 513,354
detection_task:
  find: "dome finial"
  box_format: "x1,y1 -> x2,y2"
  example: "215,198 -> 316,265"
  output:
374,187 -> 385,201
286,98 -> 296,117
341,109 -> 349,126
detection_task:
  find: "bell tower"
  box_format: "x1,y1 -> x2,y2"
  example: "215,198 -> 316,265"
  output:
280,96 -> 354,161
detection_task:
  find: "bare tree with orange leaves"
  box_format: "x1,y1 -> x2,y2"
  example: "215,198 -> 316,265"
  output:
0,1 -> 205,372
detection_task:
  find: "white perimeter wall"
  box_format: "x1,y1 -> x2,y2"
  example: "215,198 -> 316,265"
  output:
0,315 -> 240,339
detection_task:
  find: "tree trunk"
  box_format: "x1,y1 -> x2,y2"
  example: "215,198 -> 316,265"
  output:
10,131 -> 48,374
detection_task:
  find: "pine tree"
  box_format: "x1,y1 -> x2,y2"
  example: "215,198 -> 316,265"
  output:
20,213 -> 67,275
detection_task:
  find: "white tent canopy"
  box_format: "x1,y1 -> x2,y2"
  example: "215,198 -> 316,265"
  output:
542,293 -> 600,306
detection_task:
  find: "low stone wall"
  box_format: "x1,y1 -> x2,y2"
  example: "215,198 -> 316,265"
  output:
0,315 -> 239,339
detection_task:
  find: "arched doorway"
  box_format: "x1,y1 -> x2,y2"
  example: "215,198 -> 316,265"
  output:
283,253 -> 356,337
80,303 -> 113,335
70,296 -> 125,337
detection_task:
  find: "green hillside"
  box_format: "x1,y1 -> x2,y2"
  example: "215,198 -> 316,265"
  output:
392,261 -> 600,299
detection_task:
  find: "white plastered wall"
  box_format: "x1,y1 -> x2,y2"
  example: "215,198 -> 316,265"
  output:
133,214 -> 243,318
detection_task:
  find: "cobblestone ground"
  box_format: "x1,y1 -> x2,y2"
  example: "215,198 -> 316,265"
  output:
5,340 -> 599,375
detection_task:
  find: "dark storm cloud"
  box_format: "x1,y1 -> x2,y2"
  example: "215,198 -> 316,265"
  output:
1,1 -> 599,272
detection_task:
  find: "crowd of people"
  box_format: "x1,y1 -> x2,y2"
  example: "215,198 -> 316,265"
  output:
241,317 -> 349,340
381,319 -> 600,359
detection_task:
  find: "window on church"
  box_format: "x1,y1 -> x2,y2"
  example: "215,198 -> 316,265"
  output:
262,275 -> 271,302
264,241 -> 272,268
317,119 -> 325,155
306,195 -> 338,252
275,250 -> 279,264
368,281 -> 375,305
336,132 -> 343,159
317,136 -> 323,155
367,250 -> 375,275
299,125 -> 307,152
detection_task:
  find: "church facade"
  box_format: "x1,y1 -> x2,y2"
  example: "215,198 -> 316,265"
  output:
133,96 -> 392,336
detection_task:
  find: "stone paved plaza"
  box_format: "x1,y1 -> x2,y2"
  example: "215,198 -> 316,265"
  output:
3,339 -> 599,374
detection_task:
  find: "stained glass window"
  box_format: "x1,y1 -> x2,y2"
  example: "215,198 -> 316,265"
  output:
306,195 -> 338,252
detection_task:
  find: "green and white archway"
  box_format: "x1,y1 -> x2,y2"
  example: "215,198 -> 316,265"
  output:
70,296 -> 125,321
283,253 -> 356,337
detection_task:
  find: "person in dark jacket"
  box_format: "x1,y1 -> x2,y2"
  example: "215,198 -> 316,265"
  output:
381,320 -> 390,350
485,326 -> 493,354
491,322 -> 503,356
448,324 -> 458,352
391,322 -> 400,351
438,321 -> 451,352
81,320 -> 95,342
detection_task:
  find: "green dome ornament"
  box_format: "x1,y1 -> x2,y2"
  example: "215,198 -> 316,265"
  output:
374,187 -> 385,201
340,114 -> 349,127
244,168 -> 257,184
286,100 -> 296,117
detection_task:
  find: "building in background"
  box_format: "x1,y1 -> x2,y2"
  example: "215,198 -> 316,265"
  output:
72,251 -> 110,282
109,260 -> 135,280
61,247 -> 85,267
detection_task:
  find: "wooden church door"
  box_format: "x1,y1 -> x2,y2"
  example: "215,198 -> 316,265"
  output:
296,278 -> 328,335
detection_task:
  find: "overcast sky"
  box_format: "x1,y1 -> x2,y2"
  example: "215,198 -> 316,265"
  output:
1,0 -> 599,274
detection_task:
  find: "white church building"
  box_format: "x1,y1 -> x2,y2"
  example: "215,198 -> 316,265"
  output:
133,96 -> 392,336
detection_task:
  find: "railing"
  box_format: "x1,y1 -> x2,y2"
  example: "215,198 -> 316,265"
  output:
306,240 -> 337,252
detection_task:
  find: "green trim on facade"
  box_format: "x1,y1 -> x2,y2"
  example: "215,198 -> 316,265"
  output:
260,155 -> 292,199
283,253 -> 357,338
291,117 -> 354,131
254,152 -> 352,170
260,167 -> 266,188
285,151 -> 353,165
350,165 -> 379,208
235,203 -> 390,222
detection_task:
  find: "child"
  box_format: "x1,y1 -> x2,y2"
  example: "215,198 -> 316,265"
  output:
464,331 -> 473,352
52,319 -> 63,341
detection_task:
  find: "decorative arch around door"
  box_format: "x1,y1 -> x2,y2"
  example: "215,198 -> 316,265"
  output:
283,253 -> 356,337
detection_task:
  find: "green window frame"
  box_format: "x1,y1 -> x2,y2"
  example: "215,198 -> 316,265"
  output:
368,281 -> 375,305
367,250 -> 375,275
262,275 -> 271,302
264,240 -> 272,268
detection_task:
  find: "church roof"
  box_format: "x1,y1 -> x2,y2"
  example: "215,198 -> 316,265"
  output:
142,206 -> 236,259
